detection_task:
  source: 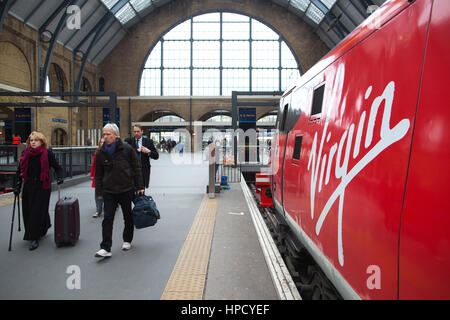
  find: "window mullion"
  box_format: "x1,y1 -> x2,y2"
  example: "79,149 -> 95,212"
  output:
190,19 -> 193,96
220,12 -> 223,96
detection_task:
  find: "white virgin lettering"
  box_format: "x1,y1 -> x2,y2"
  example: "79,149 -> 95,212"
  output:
308,70 -> 410,266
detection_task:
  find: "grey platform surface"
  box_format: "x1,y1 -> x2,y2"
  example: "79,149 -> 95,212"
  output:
0,151 -> 278,300
204,183 -> 278,300
0,152 -> 206,299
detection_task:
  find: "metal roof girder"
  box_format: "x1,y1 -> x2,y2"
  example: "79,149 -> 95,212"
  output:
61,0 -> 92,46
90,22 -> 122,63
38,0 -> 73,34
40,0 -> 77,91
74,12 -> 114,92
0,0 -> 14,32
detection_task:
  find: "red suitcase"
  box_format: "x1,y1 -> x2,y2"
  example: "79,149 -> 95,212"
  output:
54,186 -> 80,247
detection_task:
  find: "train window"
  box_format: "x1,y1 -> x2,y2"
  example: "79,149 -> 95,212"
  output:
311,84 -> 325,116
293,136 -> 303,160
280,103 -> 289,132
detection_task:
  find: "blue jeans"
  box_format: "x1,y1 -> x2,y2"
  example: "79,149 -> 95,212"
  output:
95,195 -> 104,214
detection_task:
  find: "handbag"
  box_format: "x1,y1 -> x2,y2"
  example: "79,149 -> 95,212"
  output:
132,194 -> 160,229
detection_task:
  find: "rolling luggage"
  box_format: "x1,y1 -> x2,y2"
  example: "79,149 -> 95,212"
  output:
54,186 -> 80,247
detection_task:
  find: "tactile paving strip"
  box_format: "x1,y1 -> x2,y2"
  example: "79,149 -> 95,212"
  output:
0,197 -> 16,207
160,195 -> 218,300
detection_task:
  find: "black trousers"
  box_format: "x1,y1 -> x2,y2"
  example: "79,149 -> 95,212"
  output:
100,190 -> 134,251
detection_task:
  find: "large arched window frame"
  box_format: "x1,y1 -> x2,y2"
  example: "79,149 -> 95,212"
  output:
139,12 -> 302,96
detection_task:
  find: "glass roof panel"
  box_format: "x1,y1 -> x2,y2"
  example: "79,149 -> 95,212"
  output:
115,2 -> 136,24
290,0 -> 310,12
101,0 -> 120,10
306,3 -> 325,23
130,0 -> 152,12
320,0 -> 337,10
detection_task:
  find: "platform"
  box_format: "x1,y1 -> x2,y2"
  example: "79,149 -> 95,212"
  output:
0,152 -> 295,300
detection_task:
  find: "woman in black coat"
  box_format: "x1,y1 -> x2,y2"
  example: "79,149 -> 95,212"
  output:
15,131 -> 64,250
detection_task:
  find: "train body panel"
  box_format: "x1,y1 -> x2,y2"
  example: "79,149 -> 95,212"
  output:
398,0 -> 450,299
270,0 -> 448,299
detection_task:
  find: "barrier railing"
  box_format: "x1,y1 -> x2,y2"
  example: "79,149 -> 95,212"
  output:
51,146 -> 97,179
0,145 -> 96,183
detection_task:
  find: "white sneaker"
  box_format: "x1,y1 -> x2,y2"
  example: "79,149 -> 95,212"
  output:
95,249 -> 111,258
122,242 -> 132,251
92,212 -> 101,218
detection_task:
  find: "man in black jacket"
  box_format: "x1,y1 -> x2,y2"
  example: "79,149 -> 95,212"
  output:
125,125 -> 159,189
94,123 -> 144,258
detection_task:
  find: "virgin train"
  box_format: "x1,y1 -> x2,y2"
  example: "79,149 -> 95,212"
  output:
269,0 -> 449,299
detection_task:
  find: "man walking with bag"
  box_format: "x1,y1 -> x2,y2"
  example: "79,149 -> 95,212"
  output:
125,125 -> 159,189
94,123 -> 145,258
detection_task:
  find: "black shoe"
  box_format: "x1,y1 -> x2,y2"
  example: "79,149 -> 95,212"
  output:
29,240 -> 39,251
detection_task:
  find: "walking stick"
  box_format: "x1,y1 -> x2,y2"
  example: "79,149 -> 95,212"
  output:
8,193 -> 17,252
17,193 -> 21,232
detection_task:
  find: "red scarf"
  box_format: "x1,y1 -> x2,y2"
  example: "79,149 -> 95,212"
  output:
20,145 -> 51,190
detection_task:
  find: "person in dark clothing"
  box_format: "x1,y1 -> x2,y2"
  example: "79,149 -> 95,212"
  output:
125,125 -> 159,189
14,131 -> 64,251
94,123 -> 145,258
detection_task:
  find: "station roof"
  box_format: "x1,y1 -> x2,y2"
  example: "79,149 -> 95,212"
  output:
6,0 -> 386,66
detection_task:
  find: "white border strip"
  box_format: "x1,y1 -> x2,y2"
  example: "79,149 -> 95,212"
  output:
240,175 -> 302,300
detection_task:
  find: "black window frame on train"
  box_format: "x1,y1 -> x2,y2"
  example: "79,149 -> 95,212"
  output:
292,135 -> 303,161
280,103 -> 289,132
311,83 -> 325,117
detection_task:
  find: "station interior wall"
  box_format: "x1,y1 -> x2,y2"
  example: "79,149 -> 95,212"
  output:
0,0 -> 329,146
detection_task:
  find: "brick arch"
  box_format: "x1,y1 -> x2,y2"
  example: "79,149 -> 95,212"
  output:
49,63 -> 68,94
100,0 -> 328,96
139,109 -> 186,122
257,109 -> 278,121
0,41 -> 32,90
198,109 -> 231,122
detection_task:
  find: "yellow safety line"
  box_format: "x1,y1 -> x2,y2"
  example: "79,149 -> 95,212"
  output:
161,195 -> 218,300
0,197 -> 15,207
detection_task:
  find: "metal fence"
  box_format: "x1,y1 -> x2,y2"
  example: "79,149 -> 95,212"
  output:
215,164 -> 241,184
0,145 -> 19,165
52,146 -> 97,179
0,145 -> 97,182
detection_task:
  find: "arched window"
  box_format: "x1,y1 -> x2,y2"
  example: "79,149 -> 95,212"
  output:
52,128 -> 68,146
154,115 -> 186,122
257,114 -> 277,123
140,12 -> 301,96
205,115 -> 232,123
45,76 -> 50,92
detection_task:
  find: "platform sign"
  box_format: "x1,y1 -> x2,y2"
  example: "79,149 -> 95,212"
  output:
102,108 -> 120,124
52,118 -> 68,124
239,108 -> 256,123
14,108 -> 31,123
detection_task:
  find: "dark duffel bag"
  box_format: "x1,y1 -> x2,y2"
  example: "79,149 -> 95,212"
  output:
132,194 -> 160,229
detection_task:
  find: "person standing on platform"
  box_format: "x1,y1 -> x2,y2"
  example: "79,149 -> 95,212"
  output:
125,125 -> 159,189
94,123 -> 144,258
90,137 -> 105,218
14,131 -> 64,251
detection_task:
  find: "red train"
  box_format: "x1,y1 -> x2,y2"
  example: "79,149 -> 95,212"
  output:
269,0 -> 449,299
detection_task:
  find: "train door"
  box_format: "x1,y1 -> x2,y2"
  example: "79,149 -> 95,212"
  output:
398,0 -> 450,299
271,93 -> 292,214
282,86 -> 308,224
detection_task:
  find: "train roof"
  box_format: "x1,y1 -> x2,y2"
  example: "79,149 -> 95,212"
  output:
284,0 -> 411,96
